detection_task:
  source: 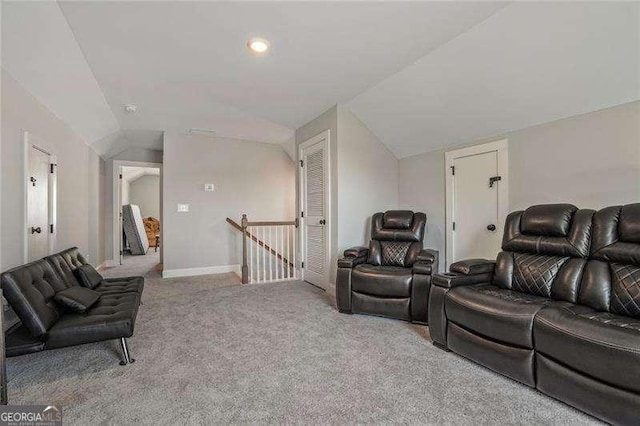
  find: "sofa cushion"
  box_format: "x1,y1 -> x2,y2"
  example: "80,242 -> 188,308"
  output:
74,264 -> 103,289
445,284 -> 553,348
383,210 -> 414,229
352,264 -> 412,298
370,211 -> 426,243
520,204 -> 577,237
534,304 -> 640,394
1,260 -> 66,338
45,253 -> 82,288
95,276 -> 144,295
380,241 -> 411,267
501,206 -> 593,258
46,292 -> 139,349
54,287 -> 100,313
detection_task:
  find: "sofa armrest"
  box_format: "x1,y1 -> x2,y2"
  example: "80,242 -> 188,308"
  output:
449,258 -> 495,275
413,249 -> 439,275
432,259 -> 495,288
338,246 -> 369,269
343,246 -> 368,258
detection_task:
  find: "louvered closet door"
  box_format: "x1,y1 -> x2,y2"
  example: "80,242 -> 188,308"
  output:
301,135 -> 329,288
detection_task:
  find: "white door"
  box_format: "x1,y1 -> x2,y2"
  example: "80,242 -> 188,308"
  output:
300,131 -> 330,289
27,147 -> 50,261
446,140 -> 508,268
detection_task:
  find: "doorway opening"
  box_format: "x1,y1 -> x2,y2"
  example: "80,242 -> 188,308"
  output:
109,160 -> 162,277
445,139 -> 509,270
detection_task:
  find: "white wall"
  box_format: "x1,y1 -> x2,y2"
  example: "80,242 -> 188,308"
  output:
399,101 -> 640,270
162,133 -> 295,275
1,70 -> 104,270
129,175 -> 160,219
295,105 -> 400,286
337,105 -> 398,251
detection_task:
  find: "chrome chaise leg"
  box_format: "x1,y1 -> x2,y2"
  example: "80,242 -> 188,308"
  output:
119,338 -> 135,366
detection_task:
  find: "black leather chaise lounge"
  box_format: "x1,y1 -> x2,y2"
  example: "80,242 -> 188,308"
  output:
429,203 -> 640,424
336,210 -> 438,323
1,247 -> 143,365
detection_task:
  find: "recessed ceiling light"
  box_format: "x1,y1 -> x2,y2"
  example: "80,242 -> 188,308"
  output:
124,104 -> 137,113
247,38 -> 270,54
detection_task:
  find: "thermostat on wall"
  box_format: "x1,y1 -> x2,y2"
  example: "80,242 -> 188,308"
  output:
204,183 -> 215,192
177,203 -> 190,212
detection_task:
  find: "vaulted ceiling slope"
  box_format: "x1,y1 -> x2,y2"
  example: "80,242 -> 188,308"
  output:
1,1 -> 119,149
3,2 -> 637,160
2,1 -> 507,157
348,1 -> 640,158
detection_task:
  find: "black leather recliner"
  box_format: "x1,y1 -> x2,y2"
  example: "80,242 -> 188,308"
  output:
336,210 -> 438,323
1,247 -> 143,364
429,203 -> 640,424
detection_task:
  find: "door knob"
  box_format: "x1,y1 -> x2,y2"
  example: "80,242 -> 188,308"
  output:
319,219 -> 326,225
487,224 -> 496,231
31,226 -> 42,234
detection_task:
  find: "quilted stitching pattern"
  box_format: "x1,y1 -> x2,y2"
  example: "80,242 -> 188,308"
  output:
579,311 -> 640,333
380,241 -> 411,267
478,287 -> 549,304
512,253 -> 569,297
610,263 -> 640,318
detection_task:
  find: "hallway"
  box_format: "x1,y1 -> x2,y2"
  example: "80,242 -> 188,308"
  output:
101,251 -> 161,280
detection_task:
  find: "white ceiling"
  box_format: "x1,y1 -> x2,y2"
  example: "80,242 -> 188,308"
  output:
2,1 -> 507,156
348,2 -> 640,158
1,1 -> 119,147
2,2 -> 638,160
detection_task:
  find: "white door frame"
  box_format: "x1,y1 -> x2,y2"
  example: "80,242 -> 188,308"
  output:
23,131 -> 57,263
298,130 -> 331,288
111,160 -> 163,266
445,139 -> 509,270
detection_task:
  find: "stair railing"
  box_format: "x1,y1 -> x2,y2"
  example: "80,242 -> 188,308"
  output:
227,215 -> 298,284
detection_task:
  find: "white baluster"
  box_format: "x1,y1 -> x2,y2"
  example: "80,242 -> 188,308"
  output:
286,225 -> 290,279
262,226 -> 266,283
268,226 -> 272,281
276,226 -> 284,280
248,226 -> 253,283
276,226 -> 280,281
293,225 -> 297,279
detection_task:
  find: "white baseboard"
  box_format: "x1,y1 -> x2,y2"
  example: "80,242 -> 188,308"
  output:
97,260 -> 117,270
162,264 -> 241,279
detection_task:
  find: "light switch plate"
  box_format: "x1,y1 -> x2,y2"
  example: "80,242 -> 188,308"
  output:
177,203 -> 189,212
204,183 -> 215,192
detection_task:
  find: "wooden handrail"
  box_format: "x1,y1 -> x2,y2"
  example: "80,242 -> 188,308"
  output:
247,219 -> 297,227
226,217 -> 294,270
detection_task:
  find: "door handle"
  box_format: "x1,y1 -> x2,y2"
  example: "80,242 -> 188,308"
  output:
31,226 -> 42,234
487,224 -> 496,231
319,219 -> 326,225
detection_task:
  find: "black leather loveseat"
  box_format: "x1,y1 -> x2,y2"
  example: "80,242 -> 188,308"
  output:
336,210 -> 438,323
1,247 -> 143,365
429,203 -> 640,424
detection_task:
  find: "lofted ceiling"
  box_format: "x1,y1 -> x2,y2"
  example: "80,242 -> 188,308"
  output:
2,2 -> 638,160
348,2 -> 640,158
1,1 -> 119,147
2,0 -> 506,157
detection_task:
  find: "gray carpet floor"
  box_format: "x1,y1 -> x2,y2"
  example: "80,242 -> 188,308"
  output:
6,252 -> 599,424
